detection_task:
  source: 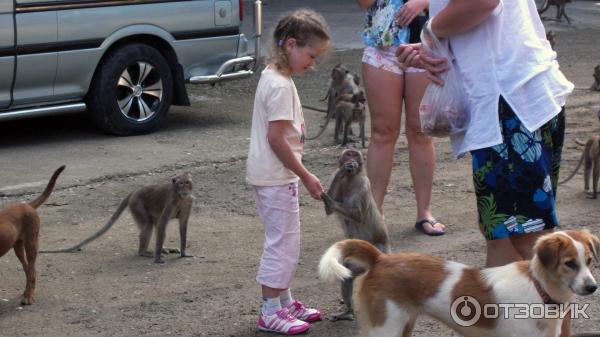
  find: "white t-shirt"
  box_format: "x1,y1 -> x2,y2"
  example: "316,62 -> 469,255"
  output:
429,0 -> 574,158
246,67 -> 305,186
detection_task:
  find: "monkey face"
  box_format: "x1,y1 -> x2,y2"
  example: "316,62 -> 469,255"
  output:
339,149 -> 363,175
172,173 -> 193,197
331,64 -> 349,84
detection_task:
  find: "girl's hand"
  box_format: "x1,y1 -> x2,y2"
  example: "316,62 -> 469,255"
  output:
301,173 -> 323,200
396,0 -> 428,27
395,43 -> 448,85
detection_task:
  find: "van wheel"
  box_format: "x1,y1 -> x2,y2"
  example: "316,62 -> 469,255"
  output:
88,43 -> 173,135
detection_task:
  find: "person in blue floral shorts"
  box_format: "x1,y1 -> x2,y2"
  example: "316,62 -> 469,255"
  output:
395,0 -> 574,268
472,97 -> 565,241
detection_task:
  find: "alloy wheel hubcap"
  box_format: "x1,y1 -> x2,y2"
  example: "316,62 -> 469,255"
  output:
116,61 -> 163,122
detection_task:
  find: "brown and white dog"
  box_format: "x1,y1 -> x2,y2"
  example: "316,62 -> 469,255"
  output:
319,230 -> 599,337
0,165 -> 65,305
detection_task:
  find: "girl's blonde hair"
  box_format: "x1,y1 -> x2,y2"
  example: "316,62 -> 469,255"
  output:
267,9 -> 330,70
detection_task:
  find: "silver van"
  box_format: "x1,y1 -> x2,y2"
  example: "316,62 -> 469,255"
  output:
0,0 -> 262,135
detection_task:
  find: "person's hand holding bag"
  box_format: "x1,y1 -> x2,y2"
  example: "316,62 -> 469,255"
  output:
417,19 -> 469,137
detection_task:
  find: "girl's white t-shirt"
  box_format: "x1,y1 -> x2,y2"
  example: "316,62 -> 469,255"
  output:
246,67 -> 305,186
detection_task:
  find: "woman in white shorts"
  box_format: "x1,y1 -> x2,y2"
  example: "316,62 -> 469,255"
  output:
358,0 -> 445,235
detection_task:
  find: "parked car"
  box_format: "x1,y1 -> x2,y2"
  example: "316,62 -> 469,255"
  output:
0,0 -> 262,135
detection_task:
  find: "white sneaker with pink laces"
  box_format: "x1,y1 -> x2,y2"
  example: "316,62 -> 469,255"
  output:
285,300 -> 321,322
257,307 -> 310,335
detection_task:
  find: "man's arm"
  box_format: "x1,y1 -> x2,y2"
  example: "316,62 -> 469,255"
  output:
431,0 -> 500,38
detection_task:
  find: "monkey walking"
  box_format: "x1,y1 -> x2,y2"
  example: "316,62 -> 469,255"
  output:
538,0 -> 572,24
320,149 -> 390,321
559,136 -> 600,199
334,92 -> 367,148
41,172 -> 194,263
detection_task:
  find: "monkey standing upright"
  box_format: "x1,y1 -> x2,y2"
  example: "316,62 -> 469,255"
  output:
41,172 -> 194,263
320,149 -> 390,321
559,136 -> 600,198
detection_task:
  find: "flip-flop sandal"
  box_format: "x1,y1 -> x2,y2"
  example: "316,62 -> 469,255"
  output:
415,219 -> 445,236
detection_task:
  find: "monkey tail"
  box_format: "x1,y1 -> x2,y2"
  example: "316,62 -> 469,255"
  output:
318,239 -> 381,284
40,194 -> 131,253
559,151 -> 585,185
29,165 -> 66,209
574,138 -> 586,146
302,105 -> 331,140
538,0 -> 550,14
302,104 -> 328,114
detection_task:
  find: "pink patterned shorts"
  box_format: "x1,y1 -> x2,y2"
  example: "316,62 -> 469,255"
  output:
362,46 -> 425,76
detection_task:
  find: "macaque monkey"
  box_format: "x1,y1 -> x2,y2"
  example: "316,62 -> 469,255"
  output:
42,173 -> 194,263
538,0 -> 572,24
334,92 -> 367,148
559,136 -> 600,198
320,149 -> 390,321
306,64 -> 362,140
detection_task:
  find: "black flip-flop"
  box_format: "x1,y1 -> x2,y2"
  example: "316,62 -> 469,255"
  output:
415,219 -> 445,236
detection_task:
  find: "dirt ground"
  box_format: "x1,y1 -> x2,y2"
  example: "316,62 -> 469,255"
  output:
1,23 -> 600,337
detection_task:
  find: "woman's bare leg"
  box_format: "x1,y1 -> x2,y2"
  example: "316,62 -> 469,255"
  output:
404,71 -> 444,233
363,63 -> 404,213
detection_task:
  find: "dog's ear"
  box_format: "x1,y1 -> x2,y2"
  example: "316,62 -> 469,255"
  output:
535,234 -> 570,269
586,232 -> 600,262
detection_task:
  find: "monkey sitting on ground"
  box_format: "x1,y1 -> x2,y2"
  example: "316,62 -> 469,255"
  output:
41,172 -> 194,263
559,136 -> 600,198
320,149 -> 390,321
334,92 -> 367,148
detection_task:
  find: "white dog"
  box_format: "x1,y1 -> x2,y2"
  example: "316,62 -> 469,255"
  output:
319,230 -> 599,337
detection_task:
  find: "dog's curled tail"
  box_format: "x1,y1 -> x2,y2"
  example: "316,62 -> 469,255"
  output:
29,165 -> 66,209
318,239 -> 381,284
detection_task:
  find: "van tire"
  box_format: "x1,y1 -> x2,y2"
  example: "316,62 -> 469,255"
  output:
88,43 -> 173,136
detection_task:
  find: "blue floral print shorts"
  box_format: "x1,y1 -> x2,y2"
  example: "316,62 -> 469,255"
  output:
471,97 -> 565,241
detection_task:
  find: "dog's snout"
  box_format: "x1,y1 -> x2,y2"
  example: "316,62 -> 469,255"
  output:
585,283 -> 598,294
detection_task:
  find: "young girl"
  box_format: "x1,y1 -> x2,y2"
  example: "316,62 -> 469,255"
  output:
245,9 -> 330,335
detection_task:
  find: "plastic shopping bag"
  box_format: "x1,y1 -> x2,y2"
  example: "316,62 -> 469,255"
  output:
418,20 -> 469,137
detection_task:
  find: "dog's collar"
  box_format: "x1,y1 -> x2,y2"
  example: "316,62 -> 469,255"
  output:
532,277 -> 561,305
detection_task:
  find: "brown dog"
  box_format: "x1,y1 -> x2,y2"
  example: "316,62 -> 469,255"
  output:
0,165 -> 65,305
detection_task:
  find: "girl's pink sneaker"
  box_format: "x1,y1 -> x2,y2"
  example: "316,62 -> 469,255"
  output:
257,307 -> 310,335
285,300 -> 321,322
